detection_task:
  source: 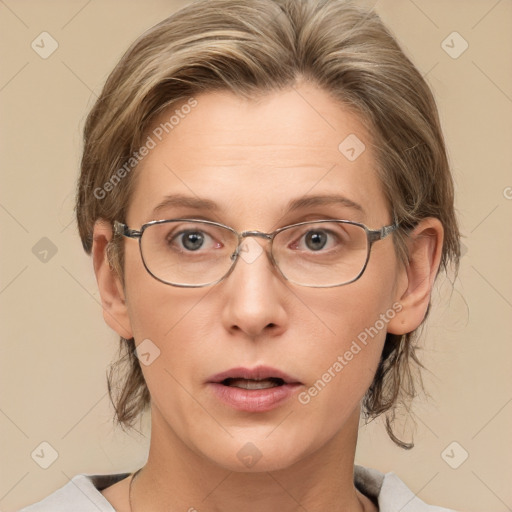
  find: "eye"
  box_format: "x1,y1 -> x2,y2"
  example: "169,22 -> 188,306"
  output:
303,230 -> 329,251
165,226 -> 223,252
177,230 -> 207,251
284,224 -> 350,253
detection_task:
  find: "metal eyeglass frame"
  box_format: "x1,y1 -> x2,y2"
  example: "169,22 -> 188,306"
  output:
113,217 -> 399,288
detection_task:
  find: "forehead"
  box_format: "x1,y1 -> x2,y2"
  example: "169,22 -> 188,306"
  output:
127,83 -> 389,228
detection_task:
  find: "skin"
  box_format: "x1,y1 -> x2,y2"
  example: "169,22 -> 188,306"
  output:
93,81 -> 443,512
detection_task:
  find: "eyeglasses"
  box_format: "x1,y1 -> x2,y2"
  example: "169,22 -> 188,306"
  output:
113,218 -> 399,288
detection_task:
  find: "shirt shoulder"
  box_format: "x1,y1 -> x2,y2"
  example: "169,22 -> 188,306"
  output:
354,464 -> 458,512
17,473 -> 129,512
20,467 -> 459,511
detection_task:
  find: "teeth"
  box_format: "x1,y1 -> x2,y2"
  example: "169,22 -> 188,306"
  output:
224,378 -> 283,390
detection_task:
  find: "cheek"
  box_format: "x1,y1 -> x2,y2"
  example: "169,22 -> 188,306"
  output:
123,246 -> 216,365
122,243 -> 179,334
318,259 -> 398,351
302,293 -> 387,389
296,261 -> 400,409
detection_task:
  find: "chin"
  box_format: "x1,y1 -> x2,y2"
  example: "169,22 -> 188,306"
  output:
197,429 -> 320,474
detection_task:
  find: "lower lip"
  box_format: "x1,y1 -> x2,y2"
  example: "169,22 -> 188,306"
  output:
208,382 -> 302,412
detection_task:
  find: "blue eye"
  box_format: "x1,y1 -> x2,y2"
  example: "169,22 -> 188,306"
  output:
304,230 -> 329,251
164,224 -> 224,253
289,227 -> 345,253
179,231 -> 206,251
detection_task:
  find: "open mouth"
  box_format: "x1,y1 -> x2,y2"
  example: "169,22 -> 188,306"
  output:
208,367 -> 301,411
221,377 -> 285,390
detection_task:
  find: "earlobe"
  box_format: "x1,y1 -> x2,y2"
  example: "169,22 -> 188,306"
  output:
387,217 -> 444,335
92,219 -> 133,339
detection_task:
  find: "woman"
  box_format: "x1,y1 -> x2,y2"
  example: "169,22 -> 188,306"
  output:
20,0 -> 460,510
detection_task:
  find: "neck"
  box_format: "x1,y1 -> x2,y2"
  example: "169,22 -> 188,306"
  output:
130,406 -> 371,512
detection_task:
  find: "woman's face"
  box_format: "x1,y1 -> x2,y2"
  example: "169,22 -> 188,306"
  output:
120,82 -> 405,472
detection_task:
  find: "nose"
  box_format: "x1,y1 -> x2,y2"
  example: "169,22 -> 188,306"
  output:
220,236 -> 288,338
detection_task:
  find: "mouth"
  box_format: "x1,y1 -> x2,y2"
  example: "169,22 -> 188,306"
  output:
208,366 -> 301,387
207,366 -> 302,412
220,377 -> 285,390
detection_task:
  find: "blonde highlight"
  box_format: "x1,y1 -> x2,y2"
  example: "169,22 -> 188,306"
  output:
77,0 -> 460,448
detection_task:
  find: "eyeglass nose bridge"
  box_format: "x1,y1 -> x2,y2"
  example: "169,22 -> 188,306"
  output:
230,230 -> 274,262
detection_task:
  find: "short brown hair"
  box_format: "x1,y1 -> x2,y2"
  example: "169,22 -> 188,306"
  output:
76,0 -> 460,449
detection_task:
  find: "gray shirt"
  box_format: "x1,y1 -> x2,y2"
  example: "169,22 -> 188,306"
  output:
19,465 -> 456,511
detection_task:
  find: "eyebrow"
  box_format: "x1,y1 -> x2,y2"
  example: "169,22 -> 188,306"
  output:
286,194 -> 365,215
151,193 -> 365,217
152,194 -> 220,216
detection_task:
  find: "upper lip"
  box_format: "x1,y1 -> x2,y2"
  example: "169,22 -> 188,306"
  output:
208,366 -> 301,384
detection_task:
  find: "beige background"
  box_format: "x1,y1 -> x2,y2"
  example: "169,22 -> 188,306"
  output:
1,0 -> 511,510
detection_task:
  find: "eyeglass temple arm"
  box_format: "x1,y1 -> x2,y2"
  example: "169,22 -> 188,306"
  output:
113,221 -> 141,239
368,213 -> 400,243
380,222 -> 399,238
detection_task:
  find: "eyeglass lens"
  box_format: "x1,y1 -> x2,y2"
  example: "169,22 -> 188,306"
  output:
139,220 -> 369,287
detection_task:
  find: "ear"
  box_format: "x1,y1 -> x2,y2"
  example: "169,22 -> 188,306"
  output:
92,219 -> 133,339
387,217 -> 444,335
